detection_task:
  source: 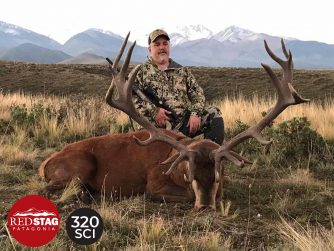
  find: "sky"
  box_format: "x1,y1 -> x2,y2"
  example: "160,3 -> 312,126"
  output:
1,0 -> 333,45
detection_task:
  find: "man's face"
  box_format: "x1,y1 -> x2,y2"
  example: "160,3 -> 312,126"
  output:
149,36 -> 170,65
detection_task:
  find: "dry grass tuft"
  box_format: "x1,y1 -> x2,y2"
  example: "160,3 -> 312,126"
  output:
33,113 -> 64,146
0,144 -> 37,166
280,168 -> 323,188
277,209 -> 334,251
137,215 -> 167,246
25,175 -> 45,193
56,178 -> 82,203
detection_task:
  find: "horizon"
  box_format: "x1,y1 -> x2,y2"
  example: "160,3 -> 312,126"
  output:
0,21 -> 307,47
1,0 -> 333,45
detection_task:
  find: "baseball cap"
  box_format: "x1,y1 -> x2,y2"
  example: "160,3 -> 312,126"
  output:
148,29 -> 170,44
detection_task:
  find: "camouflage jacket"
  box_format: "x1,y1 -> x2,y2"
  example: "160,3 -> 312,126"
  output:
133,58 -> 205,125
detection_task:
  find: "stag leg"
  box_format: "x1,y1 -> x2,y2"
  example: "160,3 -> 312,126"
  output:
146,181 -> 194,203
42,150 -> 97,198
42,180 -> 67,198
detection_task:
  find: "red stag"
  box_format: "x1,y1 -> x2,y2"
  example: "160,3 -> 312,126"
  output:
39,33 -> 309,210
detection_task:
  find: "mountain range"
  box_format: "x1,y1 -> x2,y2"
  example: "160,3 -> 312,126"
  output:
1,20 -> 334,69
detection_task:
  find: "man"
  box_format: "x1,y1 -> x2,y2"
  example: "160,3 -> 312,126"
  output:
132,29 -> 224,144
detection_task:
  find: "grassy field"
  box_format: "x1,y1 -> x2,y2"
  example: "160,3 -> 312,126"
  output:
0,61 -> 334,250
1,61 -> 334,102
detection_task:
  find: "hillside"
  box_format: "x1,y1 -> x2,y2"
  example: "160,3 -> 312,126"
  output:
0,61 -> 333,102
57,52 -> 106,64
1,43 -> 71,64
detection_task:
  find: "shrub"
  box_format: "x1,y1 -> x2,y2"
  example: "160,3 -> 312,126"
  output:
0,118 -> 13,134
268,117 -> 327,163
10,103 -> 49,126
226,117 -> 329,166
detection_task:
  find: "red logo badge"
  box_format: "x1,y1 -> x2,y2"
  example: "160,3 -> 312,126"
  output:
7,195 -> 60,247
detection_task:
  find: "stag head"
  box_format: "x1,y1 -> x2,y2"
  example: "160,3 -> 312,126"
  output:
106,33 -> 309,211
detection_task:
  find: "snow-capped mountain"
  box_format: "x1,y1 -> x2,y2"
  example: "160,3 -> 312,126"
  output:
168,24 -> 213,46
211,25 -> 261,43
82,28 -> 123,40
1,20 -> 334,68
174,24 -> 213,40
0,21 -> 61,52
211,25 -> 296,43
0,21 -> 32,36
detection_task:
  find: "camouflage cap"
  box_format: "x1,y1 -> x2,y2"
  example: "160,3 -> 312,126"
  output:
148,29 -> 170,44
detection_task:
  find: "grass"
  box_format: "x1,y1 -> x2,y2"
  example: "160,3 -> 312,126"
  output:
57,179 -> 82,204
1,61 -> 334,103
0,64 -> 333,249
216,95 -> 334,139
277,208 -> 334,251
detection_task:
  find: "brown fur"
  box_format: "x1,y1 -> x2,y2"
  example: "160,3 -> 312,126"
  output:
39,129 -> 222,208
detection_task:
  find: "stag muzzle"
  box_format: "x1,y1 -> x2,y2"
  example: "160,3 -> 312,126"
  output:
192,179 -> 219,211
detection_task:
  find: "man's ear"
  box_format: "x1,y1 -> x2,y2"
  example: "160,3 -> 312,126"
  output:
148,45 -> 151,53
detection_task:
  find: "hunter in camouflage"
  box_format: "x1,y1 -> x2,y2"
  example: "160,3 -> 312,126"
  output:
133,58 -> 205,122
132,29 -> 224,144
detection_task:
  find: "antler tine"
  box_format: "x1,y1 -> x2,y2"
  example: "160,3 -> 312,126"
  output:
113,32 -> 131,72
106,33 -> 198,182
280,38 -> 295,78
134,130 -> 198,180
264,40 -> 291,69
212,39 -> 310,171
163,152 -> 196,176
281,38 -> 290,59
264,39 -> 293,84
121,41 -> 136,77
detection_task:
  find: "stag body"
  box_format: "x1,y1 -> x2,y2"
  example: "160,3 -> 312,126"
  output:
40,130 -> 222,209
39,33 -> 309,210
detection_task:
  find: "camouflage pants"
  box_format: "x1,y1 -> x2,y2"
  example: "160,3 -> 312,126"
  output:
177,107 -> 225,144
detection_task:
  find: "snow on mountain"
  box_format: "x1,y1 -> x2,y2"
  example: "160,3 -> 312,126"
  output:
167,24 -> 213,46
131,25 -> 213,46
169,33 -> 188,46
210,25 -> 261,43
0,20 -> 61,51
84,28 -> 123,39
210,25 -> 297,44
0,21 -> 32,35
174,24 -> 213,40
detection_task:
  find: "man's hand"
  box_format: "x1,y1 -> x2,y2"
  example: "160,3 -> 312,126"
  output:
155,108 -> 171,127
187,115 -> 201,134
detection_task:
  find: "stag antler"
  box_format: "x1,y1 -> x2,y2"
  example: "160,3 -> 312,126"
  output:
105,33 -> 198,181
211,39 -> 310,179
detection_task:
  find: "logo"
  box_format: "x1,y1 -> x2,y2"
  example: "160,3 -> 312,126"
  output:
66,208 -> 104,245
7,195 -> 60,247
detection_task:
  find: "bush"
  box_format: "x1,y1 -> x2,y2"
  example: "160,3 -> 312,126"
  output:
268,117 -> 327,163
310,162 -> 334,181
10,103 -> 48,126
0,118 -> 13,134
226,117 -> 329,166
